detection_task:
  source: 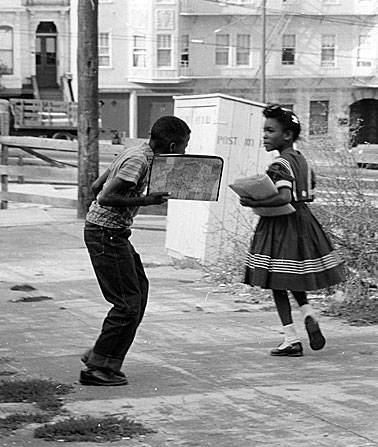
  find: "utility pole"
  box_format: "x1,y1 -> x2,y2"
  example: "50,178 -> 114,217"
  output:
77,0 -> 99,218
261,0 -> 266,103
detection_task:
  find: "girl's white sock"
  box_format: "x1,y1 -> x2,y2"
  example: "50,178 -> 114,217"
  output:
300,303 -> 316,321
278,323 -> 300,348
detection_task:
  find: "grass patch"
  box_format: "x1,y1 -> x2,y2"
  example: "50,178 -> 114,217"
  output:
0,379 -> 72,412
34,415 -> 156,442
0,379 -> 73,432
0,413 -> 50,432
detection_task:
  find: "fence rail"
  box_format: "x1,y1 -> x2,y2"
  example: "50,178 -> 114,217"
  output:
0,136 -> 145,209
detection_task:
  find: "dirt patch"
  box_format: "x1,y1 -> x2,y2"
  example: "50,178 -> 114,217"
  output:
10,284 -> 36,292
9,296 -> 53,303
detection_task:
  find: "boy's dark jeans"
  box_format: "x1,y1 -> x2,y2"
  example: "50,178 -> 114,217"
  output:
84,221 -> 149,373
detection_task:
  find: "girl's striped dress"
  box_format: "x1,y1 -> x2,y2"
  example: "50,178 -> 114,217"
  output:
244,149 -> 345,291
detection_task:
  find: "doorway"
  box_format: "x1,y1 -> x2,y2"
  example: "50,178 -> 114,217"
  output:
36,22 -> 58,88
350,98 -> 378,146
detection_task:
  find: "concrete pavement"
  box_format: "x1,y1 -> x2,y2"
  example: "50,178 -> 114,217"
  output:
0,206 -> 378,447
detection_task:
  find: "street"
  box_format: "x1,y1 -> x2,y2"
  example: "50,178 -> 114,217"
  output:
0,209 -> 378,446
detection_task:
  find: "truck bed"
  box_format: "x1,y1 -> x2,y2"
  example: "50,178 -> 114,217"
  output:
10,99 -> 78,130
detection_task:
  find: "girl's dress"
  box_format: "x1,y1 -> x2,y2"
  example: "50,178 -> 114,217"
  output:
244,149 -> 345,291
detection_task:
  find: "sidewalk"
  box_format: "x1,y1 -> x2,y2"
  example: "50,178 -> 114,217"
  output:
0,207 -> 378,447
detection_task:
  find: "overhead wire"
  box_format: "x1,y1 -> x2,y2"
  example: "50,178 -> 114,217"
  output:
2,2 -> 377,64
4,26 -> 377,64
198,0 -> 378,28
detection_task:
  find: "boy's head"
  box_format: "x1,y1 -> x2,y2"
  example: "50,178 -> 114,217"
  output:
263,104 -> 301,142
150,116 -> 191,154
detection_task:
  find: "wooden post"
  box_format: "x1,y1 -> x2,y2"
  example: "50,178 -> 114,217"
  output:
0,100 -> 10,209
260,0 -> 266,103
77,0 -> 99,219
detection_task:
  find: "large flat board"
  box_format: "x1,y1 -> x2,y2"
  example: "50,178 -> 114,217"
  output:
147,155 -> 223,201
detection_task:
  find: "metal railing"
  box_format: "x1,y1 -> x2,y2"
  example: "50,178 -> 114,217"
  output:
22,0 -> 70,5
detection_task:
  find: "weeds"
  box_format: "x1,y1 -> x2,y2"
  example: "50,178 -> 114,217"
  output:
34,415 -> 156,443
305,138 -> 378,324
0,379 -> 73,432
0,379 -> 72,412
0,413 -> 50,432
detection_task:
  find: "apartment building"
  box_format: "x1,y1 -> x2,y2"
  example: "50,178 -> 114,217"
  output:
1,0 -> 377,147
91,0 -> 377,147
0,0 -> 71,99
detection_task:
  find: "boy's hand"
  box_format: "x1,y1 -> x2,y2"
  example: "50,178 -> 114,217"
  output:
144,192 -> 170,205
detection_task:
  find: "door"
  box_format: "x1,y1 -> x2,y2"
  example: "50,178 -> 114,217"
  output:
36,35 -> 57,88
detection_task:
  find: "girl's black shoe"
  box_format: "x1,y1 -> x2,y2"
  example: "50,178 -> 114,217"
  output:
270,342 -> 303,357
305,316 -> 326,350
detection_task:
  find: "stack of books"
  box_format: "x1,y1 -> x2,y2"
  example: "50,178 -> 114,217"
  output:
229,174 -> 295,217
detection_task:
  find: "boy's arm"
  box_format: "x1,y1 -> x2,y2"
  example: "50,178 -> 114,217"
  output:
91,169 -> 110,197
97,177 -> 169,208
240,187 -> 291,208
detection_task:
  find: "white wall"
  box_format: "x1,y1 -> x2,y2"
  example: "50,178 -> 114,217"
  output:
166,94 -> 272,265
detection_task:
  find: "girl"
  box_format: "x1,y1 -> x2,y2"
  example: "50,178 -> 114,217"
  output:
241,104 -> 345,357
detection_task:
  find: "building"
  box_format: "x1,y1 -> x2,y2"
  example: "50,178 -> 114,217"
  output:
0,0 -> 71,100
95,0 -> 378,148
1,0 -> 377,147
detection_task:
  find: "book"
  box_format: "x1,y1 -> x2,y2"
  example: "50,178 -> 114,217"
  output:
229,174 -> 278,200
229,174 -> 295,217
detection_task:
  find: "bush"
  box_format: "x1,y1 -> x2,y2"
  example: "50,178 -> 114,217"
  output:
306,139 -> 378,323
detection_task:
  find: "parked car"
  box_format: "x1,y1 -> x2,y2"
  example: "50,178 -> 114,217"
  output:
351,143 -> 378,168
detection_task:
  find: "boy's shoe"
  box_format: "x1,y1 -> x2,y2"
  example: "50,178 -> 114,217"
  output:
270,342 -> 303,357
81,350 -> 126,378
305,316 -> 326,351
80,368 -> 128,386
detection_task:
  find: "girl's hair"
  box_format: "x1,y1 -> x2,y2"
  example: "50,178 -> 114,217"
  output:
263,104 -> 301,141
150,116 -> 191,151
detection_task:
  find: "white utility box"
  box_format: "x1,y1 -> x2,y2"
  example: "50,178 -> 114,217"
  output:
166,94 -> 272,265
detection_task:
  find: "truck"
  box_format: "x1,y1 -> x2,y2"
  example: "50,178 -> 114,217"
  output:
351,143 -> 378,169
8,98 -> 78,140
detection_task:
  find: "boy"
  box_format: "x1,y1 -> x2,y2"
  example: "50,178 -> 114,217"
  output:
81,116 -> 191,386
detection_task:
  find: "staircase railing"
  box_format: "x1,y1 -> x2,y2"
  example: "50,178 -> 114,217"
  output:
31,75 -> 40,100
61,73 -> 75,102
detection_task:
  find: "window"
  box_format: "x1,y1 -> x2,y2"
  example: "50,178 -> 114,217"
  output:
133,35 -> 146,67
98,33 -> 111,67
0,26 -> 13,74
180,34 -> 189,66
236,34 -> 251,66
282,34 -> 295,65
357,35 -> 373,67
157,34 -> 172,67
321,34 -> 335,67
309,100 -> 329,135
215,34 -> 230,66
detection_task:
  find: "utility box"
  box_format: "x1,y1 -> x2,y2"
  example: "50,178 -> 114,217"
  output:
166,93 -> 272,265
